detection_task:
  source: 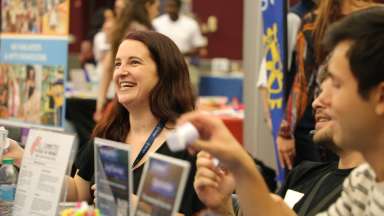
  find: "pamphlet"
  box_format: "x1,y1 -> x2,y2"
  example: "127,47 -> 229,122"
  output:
13,128 -> 75,216
94,138 -> 132,216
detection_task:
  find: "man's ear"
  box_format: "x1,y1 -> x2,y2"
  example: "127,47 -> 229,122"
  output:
375,82 -> 384,116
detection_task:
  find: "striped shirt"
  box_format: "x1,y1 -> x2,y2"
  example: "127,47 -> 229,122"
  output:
317,163 -> 384,216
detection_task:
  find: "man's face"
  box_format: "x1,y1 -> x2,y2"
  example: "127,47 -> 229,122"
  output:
312,78 -> 340,153
165,0 -> 180,21
328,41 -> 381,152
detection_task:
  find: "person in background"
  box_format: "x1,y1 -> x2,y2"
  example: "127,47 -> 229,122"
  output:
152,0 -> 207,57
114,0 -> 126,18
257,0 -> 318,131
95,0 -> 160,122
93,11 -> 114,78
78,40 -> 96,68
277,0 -> 375,170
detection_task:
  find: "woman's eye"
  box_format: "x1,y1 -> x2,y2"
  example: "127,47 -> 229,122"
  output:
114,62 -> 121,68
331,80 -> 341,89
131,60 -> 140,65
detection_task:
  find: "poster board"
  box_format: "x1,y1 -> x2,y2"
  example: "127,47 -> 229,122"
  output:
0,0 -> 70,129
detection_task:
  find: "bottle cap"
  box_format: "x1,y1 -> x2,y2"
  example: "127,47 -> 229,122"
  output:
0,127 -> 8,135
2,157 -> 14,165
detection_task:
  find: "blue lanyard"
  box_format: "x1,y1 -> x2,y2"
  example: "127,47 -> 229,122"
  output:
132,120 -> 165,168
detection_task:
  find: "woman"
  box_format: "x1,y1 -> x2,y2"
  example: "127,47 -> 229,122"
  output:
73,31 -> 204,215
276,0 -> 375,170
95,0 -> 160,122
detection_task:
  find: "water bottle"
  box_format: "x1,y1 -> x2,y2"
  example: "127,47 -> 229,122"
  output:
0,127 -> 9,160
0,158 -> 18,216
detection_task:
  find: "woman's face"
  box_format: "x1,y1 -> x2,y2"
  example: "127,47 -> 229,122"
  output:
113,39 -> 158,109
146,0 -> 160,20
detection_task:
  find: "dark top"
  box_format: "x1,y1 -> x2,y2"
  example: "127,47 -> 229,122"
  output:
290,0 -> 316,18
76,140 -> 205,216
278,161 -> 353,215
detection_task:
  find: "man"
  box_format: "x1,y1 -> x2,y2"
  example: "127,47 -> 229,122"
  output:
316,6 -> 384,215
193,68 -> 364,215
152,0 -> 207,56
179,6 -> 384,215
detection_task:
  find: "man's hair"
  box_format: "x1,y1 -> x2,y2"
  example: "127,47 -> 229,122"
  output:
169,0 -> 182,8
323,6 -> 384,99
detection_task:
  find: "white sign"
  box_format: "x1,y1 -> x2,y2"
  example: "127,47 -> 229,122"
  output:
13,129 -> 75,216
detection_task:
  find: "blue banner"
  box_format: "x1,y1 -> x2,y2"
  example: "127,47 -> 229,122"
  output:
261,0 -> 287,181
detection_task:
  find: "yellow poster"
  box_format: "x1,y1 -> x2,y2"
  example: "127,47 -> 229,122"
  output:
1,0 -> 69,35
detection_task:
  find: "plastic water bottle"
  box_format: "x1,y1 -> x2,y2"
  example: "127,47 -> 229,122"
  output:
0,158 -> 18,216
0,127 -> 9,160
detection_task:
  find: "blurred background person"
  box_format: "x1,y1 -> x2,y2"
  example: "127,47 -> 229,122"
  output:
276,0 -> 375,170
78,40 -> 96,69
152,0 -> 207,57
258,0 -> 318,132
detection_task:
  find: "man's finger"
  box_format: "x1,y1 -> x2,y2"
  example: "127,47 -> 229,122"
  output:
194,176 -> 219,190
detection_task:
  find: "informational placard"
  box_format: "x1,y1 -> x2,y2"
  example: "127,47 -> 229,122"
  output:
13,128 -> 75,216
0,0 -> 69,129
95,138 -> 132,216
134,153 -> 190,216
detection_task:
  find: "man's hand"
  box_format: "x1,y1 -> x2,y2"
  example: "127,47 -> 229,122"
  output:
178,111 -> 253,174
194,151 -> 235,214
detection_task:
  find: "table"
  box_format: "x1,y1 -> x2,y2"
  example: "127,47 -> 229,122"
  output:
199,74 -> 244,102
220,116 -> 243,145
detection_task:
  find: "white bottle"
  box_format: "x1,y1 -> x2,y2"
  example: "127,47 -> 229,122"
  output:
167,122 -> 220,166
0,158 -> 18,216
167,122 -> 199,152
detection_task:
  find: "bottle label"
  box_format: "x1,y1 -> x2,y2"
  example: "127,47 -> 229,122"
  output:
0,185 -> 16,201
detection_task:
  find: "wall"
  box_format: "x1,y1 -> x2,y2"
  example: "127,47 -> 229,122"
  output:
192,0 -> 244,60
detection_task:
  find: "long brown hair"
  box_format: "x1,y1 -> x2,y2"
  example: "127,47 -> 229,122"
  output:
93,31 -> 196,142
313,0 -> 375,64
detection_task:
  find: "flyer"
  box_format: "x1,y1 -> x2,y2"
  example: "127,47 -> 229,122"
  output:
13,128 -> 75,216
94,138 -> 132,216
134,153 -> 190,216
